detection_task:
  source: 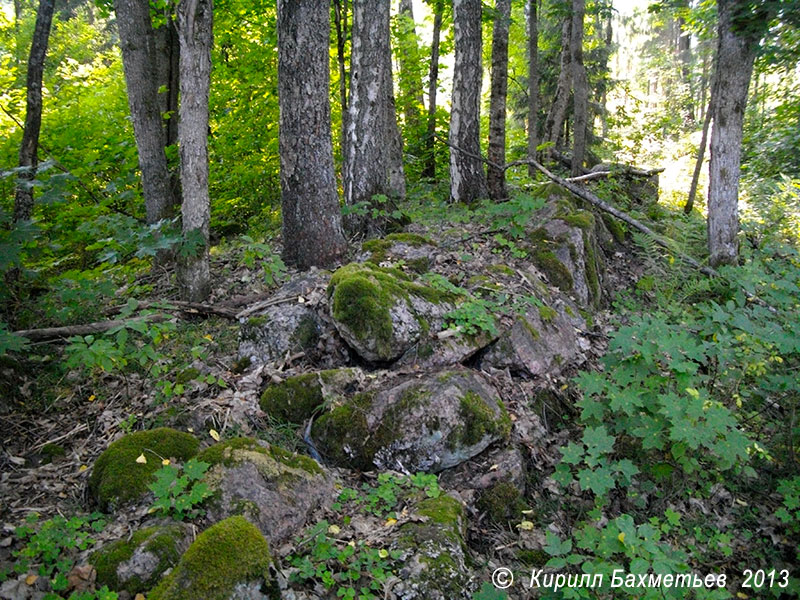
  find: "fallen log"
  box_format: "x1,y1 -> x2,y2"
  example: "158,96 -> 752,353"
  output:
14,314 -> 167,343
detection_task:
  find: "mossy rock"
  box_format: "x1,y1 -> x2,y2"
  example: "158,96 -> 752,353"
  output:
199,438 -> 331,544
40,443 -> 66,464
601,213 -> 626,243
148,516 -> 277,600
313,370 -> 510,473
90,428 -> 199,511
361,233 -> 436,270
532,250 -> 574,293
328,262 -> 456,362
259,369 -> 356,424
394,495 -> 469,599
92,524 -> 189,594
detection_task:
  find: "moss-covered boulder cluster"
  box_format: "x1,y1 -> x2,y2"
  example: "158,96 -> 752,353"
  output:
312,369 -> 511,473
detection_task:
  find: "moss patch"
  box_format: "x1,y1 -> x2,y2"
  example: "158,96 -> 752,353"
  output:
561,210 -> 595,230
582,232 -> 601,306
601,213 -> 626,243
198,437 -> 322,476
92,525 -> 186,593
477,482 -> 528,526
40,443 -> 65,464
90,428 -> 199,511
260,372 -> 323,423
447,391 -> 511,449
538,305 -> 557,323
289,315 -> 319,350
532,250 -> 573,293
148,516 -> 274,600
362,233 -> 435,265
328,263 -> 456,361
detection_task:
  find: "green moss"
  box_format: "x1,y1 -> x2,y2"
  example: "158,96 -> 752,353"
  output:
538,305 -> 557,323
246,316 -> 268,328
447,391 -> 511,449
564,305 -> 576,317
41,443 -> 65,464
578,309 -> 594,328
532,250 -> 573,293
561,210 -> 595,230
583,232 -> 601,306
198,437 -> 322,476
417,495 -> 464,528
477,482 -> 528,526
406,257 -> 430,274
601,213 -> 626,243
289,315 -> 319,350
90,428 -> 199,511
385,232 -> 435,246
231,356 -> 251,374
175,367 -> 200,385
260,373 -> 324,423
488,264 -> 516,276
312,393 -> 374,470
148,517 -> 274,600
522,318 -> 540,340
92,525 -> 186,593
328,263 -> 456,361
517,548 -> 549,567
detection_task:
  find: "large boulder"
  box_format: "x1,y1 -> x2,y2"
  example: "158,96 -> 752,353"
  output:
148,516 -> 277,600
259,368 -> 360,424
392,495 -> 470,599
89,428 -> 199,511
91,524 -> 191,595
359,232 -> 438,274
327,263 -> 457,363
312,369 -> 511,473
239,270 -> 347,368
480,301 -> 584,377
198,438 -> 333,545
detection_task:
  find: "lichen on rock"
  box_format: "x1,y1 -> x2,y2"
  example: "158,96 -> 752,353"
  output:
89,428 -> 199,511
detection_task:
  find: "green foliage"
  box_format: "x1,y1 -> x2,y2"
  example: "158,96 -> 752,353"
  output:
775,476 -> 800,547
1,513 -> 117,600
148,458 -> 212,521
332,472 -> 441,519
239,235 -> 287,286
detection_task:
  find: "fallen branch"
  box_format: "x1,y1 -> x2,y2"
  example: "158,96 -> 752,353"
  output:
14,314 -> 167,343
104,300 -> 238,320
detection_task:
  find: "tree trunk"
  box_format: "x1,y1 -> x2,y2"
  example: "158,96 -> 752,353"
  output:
685,97 -> 713,215
344,0 -> 406,234
333,0 -> 349,160
115,0 -> 175,226
421,0 -> 443,180
278,0 -> 347,269
487,0 -> 511,200
176,0 -> 213,301
153,14 -> 181,207
678,13 -> 695,125
449,0 -> 486,203
543,15 -> 572,153
570,0 -> 587,176
707,0 -> 758,267
396,0 -> 425,142
14,0 -> 55,224
526,0 -> 539,177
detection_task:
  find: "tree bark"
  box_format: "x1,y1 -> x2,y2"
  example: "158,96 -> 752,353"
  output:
686,60 -> 717,215
570,0 -> 587,176
278,0 -> 347,269
707,0 -> 758,266
449,0 -> 486,203
487,0 -> 511,200
177,0 -> 213,301
154,14 -> 181,207
344,0 -> 406,234
421,0 -> 443,180
543,15 -> 572,153
114,0 -> 175,225
14,0 -> 55,224
526,0 -> 539,177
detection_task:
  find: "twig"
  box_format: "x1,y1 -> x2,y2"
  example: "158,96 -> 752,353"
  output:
236,295 -> 301,319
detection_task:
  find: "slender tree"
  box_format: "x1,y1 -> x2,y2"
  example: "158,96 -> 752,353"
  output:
14,0 -> 55,224
527,0 -> 540,177
542,14 -> 572,153
344,0 -> 406,234
114,0 -> 176,225
487,0 -> 511,200
570,0 -> 588,175
707,0 -> 761,266
421,0 -> 444,180
176,0 -> 213,301
278,0 -> 347,268
333,0 -> 349,159
395,0 -> 425,140
449,0 -> 486,203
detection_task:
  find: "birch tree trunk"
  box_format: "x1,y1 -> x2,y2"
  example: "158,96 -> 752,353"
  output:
707,0 -> 758,267
344,0 -> 406,235
14,0 -> 55,224
396,0 -> 424,140
278,0 -> 347,269
527,0 -> 540,177
421,0 -> 443,180
487,0 -> 511,200
570,0 -> 588,176
177,0 -> 213,301
449,0 -> 486,204
114,0 -> 175,225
